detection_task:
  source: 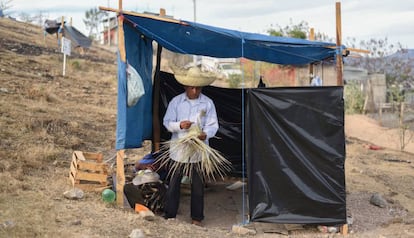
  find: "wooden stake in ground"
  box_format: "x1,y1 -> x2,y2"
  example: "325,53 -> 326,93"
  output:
116,150 -> 125,206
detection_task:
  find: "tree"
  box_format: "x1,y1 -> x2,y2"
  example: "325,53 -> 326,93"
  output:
83,7 -> 107,40
345,37 -> 413,89
267,19 -> 309,39
18,12 -> 32,23
267,19 -> 335,43
0,0 -> 13,15
31,11 -> 48,26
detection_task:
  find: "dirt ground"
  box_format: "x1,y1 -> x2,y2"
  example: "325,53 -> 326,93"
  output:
1,18 -> 414,237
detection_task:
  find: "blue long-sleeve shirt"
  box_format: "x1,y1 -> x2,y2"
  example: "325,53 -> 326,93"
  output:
163,92 -> 219,163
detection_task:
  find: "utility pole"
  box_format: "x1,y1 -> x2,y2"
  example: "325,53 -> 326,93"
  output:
193,0 -> 197,22
192,0 -> 197,65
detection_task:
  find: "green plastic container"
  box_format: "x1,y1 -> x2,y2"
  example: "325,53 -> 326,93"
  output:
102,189 -> 116,203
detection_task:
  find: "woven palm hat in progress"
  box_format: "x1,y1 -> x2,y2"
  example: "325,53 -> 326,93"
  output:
175,67 -> 216,87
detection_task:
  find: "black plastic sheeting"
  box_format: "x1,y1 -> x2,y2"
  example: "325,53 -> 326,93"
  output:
157,72 -> 346,224
63,26 -> 92,48
158,71 -> 243,175
43,20 -> 91,48
44,20 -> 62,34
246,87 -> 346,224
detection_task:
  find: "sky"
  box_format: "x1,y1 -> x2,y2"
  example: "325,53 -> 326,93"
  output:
8,0 -> 414,49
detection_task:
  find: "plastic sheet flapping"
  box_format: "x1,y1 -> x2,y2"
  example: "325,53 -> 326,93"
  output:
158,72 -> 346,224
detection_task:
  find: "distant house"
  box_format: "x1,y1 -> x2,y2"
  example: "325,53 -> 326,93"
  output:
101,16 -> 118,45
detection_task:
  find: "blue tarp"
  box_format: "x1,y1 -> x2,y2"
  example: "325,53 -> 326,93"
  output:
116,22 -> 153,149
116,12 -> 340,149
123,14 -> 337,65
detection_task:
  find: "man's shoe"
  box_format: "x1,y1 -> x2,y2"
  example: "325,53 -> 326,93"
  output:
191,220 -> 202,227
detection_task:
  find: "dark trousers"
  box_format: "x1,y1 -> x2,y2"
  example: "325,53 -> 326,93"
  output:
164,164 -> 204,221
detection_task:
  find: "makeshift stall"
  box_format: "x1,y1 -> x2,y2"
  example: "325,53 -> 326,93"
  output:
100,0 -> 348,230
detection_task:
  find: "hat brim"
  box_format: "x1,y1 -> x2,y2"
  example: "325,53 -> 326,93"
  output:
175,74 -> 216,87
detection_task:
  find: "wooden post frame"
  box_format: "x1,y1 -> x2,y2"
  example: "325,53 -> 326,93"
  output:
117,0 -> 126,62
152,8 -> 166,153
308,28 -> 315,84
116,150 -> 125,206
335,1 -> 343,86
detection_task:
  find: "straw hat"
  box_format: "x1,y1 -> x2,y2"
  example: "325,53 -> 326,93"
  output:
175,67 -> 216,87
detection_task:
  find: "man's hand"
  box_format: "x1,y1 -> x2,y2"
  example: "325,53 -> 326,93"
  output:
180,120 -> 192,129
198,132 -> 207,141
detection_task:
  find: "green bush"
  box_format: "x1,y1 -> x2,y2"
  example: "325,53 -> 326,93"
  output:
227,74 -> 242,88
70,60 -> 82,70
344,82 -> 364,114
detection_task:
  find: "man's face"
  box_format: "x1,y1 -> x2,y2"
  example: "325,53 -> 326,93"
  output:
185,86 -> 202,99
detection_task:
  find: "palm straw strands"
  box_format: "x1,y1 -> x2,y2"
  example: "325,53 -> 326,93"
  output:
156,125 -> 232,182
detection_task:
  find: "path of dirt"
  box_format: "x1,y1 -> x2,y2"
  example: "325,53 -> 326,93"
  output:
345,114 -> 414,153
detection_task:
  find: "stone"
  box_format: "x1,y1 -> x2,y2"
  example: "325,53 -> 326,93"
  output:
63,188 -> 84,200
138,210 -> 155,221
232,224 -> 256,235
370,193 -> 388,208
129,229 -> 145,238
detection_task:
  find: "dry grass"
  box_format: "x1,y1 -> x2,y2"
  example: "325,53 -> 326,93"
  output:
0,17 -> 121,237
1,18 -> 413,238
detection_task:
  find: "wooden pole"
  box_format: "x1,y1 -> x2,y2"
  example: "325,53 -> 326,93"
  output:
336,2 -> 343,86
308,28 -> 315,84
60,16 -> 64,43
337,3 -> 347,233
117,0 -> 126,62
99,6 -> 185,24
60,16 -> 66,77
152,45 -> 162,153
115,150 -> 125,206
116,0 -> 125,207
152,9 -> 165,153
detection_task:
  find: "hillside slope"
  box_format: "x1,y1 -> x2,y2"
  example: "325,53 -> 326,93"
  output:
1,18 -> 413,238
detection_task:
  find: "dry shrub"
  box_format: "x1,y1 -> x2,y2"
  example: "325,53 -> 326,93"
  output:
26,86 -> 45,100
99,75 -> 117,87
26,85 -> 60,103
0,161 -> 5,172
0,173 -> 23,193
344,82 -> 364,114
24,144 -> 61,162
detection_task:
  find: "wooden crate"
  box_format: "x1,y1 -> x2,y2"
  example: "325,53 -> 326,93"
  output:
69,151 -> 109,191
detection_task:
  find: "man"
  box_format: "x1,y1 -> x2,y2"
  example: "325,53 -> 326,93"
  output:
163,67 -> 219,226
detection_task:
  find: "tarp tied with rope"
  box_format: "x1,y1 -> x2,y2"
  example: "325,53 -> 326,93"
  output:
122,14 -> 337,65
116,12 -> 340,149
